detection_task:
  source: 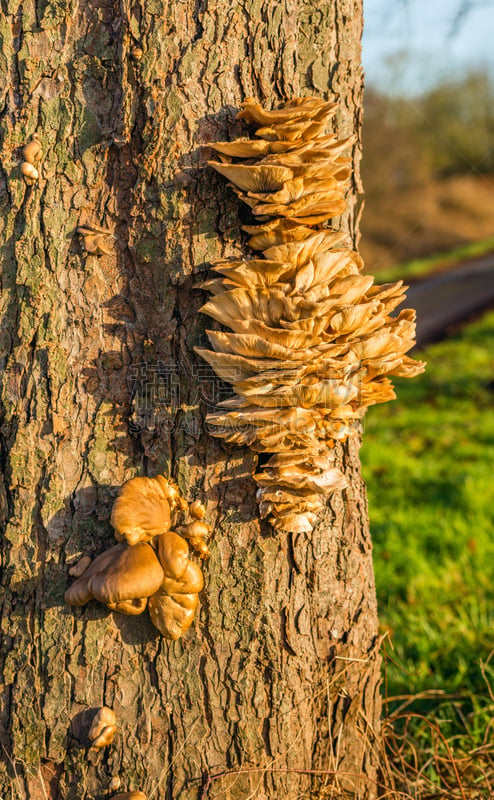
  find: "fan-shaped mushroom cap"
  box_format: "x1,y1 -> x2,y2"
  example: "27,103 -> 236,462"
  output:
111,475 -> 171,545
65,543 -> 164,612
237,96 -> 337,126
208,161 -> 293,192
90,544 -> 164,606
243,219 -> 314,250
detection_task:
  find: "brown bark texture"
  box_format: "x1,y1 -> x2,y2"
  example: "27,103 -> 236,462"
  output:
0,0 -> 382,798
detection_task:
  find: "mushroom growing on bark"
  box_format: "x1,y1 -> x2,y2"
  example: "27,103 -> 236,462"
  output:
88,707 -> 117,752
197,96 -> 425,533
64,542 -> 165,615
65,476 -> 209,639
148,531 -> 205,640
111,475 -> 187,545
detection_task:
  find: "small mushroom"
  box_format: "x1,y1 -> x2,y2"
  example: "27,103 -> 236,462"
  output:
177,520 -> 211,558
77,227 -> 113,256
130,45 -> 143,59
111,793 -> 147,800
89,707 -> 117,752
68,555 -> 92,577
77,223 -> 114,256
21,162 -> 39,185
22,138 -> 42,164
189,500 -> 206,520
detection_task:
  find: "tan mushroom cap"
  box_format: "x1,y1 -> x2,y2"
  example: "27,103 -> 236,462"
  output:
156,531 -> 190,579
22,140 -> 42,163
111,794 -> 147,800
89,707 -> 117,752
237,96 -> 337,126
65,543 -> 164,612
21,162 -> 39,183
189,499 -> 206,520
148,589 -> 199,640
111,475 -> 171,545
147,531 -> 205,638
208,161 -> 293,192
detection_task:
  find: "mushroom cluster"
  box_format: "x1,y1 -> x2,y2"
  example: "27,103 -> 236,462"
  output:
21,136 -> 42,185
196,97 -> 425,534
65,476 -> 210,640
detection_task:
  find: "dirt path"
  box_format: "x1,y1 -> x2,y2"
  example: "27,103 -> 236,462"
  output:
404,254 -> 494,346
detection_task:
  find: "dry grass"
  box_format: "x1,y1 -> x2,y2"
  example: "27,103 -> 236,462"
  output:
360,174 -> 494,273
376,652 -> 494,800
379,707 -> 494,799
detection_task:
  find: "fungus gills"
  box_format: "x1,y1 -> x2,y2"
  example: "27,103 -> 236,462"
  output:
65,476 -> 209,639
197,97 -> 425,534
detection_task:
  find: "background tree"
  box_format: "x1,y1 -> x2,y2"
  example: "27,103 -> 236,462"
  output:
0,1 -> 381,798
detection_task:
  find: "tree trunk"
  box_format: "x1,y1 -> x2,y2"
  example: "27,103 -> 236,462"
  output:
0,1 -> 381,798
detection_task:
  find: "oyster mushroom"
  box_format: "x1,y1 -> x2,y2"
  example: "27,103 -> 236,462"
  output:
89,707 -> 117,752
22,138 -> 42,164
21,162 -> 39,185
196,96 -> 425,533
65,542 -> 164,614
111,475 -> 170,545
148,531 -> 204,640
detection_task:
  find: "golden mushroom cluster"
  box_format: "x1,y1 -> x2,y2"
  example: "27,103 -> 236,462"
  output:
65,476 -> 210,640
196,96 -> 425,534
21,136 -> 42,185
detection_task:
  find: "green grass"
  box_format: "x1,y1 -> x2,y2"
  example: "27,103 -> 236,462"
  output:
373,235 -> 494,283
361,310 -> 494,719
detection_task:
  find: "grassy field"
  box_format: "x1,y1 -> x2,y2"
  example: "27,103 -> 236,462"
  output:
361,309 -> 494,737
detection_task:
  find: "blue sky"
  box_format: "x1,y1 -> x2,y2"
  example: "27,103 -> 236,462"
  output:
363,0 -> 494,93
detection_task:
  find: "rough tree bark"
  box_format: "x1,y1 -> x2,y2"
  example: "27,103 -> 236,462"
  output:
0,0 -> 381,798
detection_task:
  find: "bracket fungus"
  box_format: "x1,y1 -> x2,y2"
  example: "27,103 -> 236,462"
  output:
88,707 -> 117,752
65,476 -> 209,639
196,96 -> 425,534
